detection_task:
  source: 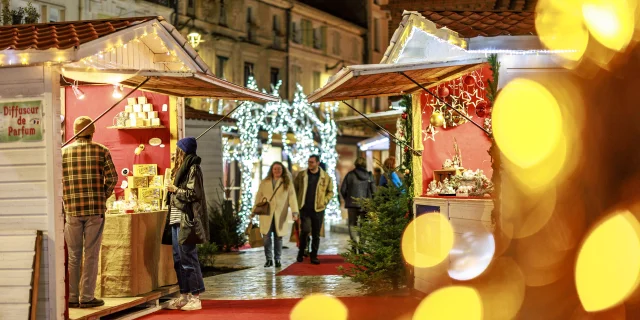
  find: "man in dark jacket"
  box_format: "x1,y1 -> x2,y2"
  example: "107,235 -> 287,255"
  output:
340,157 -> 376,243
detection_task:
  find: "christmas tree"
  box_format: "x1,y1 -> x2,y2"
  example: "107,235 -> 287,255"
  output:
341,95 -> 414,293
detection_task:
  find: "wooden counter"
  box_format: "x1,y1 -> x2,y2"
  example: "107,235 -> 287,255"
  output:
412,196 -> 494,294
96,210 -> 177,298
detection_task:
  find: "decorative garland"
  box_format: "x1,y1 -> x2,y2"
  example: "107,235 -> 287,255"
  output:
486,54 -> 501,229
399,95 -> 414,200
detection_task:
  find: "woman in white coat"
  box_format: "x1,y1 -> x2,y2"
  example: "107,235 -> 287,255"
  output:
253,162 -> 299,268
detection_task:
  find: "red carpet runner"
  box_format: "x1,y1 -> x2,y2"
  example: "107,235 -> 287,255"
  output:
139,296 -> 420,320
276,255 -> 355,276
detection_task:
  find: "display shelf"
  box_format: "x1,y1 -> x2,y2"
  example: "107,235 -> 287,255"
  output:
107,125 -> 166,130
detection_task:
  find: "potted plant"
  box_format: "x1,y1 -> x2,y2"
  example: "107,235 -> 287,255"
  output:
11,7 -> 24,25
2,0 -> 11,25
24,2 -> 40,24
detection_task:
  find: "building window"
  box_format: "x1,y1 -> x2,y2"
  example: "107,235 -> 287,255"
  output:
313,28 -> 323,50
291,22 -> 301,44
187,0 -> 196,17
216,55 -> 228,79
374,18 -> 381,52
244,62 -> 254,86
352,38 -> 359,61
312,71 -> 321,90
247,7 -> 255,42
219,0 -> 227,26
144,0 -> 176,7
293,65 -> 302,86
41,5 -> 65,23
270,68 -> 280,89
333,31 -> 341,55
301,19 -> 313,47
272,15 -> 282,48
272,15 -> 280,33
374,97 -> 381,112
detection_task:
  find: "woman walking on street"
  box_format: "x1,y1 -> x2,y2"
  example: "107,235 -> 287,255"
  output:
254,162 -> 299,268
162,137 -> 208,311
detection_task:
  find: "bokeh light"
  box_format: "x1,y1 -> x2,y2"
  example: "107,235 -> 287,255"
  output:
402,213 -> 454,268
575,211 -> 640,311
501,180 -> 558,239
471,258 -> 526,320
448,231 -> 495,281
502,136 -> 568,193
290,294 -> 348,320
536,0 -> 588,63
582,0 -> 636,51
412,286 -> 482,320
493,78 -> 563,169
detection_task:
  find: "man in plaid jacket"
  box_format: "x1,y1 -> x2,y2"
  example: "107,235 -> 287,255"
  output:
63,116 -> 117,308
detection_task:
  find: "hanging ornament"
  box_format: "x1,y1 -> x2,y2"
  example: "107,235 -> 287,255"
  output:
404,146 -> 409,153
452,114 -> 462,124
463,75 -> 476,86
438,86 -> 450,98
430,110 -> 445,127
401,112 -> 408,120
475,100 -> 488,117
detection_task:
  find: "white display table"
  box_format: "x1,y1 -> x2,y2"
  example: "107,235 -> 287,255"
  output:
412,196 -> 493,294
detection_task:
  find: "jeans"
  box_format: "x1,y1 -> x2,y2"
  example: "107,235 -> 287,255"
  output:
171,224 -> 205,294
263,217 -> 282,261
65,214 -> 105,303
348,208 -> 366,243
299,210 -> 323,258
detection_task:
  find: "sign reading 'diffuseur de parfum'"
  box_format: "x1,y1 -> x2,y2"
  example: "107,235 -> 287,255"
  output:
0,100 -> 43,142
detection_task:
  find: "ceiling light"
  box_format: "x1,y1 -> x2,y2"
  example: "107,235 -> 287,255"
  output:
112,84 -> 123,99
72,85 -> 85,100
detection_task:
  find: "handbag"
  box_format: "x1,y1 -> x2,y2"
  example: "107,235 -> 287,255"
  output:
245,221 -> 264,248
252,181 -> 283,216
289,220 -> 300,244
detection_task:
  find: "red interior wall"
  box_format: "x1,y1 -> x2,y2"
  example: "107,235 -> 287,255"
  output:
64,85 -> 171,199
420,67 -> 493,195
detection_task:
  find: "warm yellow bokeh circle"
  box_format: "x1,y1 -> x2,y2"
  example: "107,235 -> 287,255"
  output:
290,294 -> 348,320
582,0 -> 636,52
493,78 -> 563,169
576,211 -> 640,312
402,213 -> 454,268
536,0 -> 589,62
412,286 -> 483,320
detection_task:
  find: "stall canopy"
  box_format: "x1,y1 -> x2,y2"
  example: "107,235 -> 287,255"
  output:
307,58 -> 486,103
0,16 -> 277,102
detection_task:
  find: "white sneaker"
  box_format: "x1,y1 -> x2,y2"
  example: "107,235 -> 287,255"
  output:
166,295 -> 188,310
181,297 -> 202,311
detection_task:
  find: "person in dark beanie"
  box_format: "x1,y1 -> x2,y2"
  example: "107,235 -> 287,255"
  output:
63,116 -> 117,308
162,137 -> 208,311
341,157 -> 376,244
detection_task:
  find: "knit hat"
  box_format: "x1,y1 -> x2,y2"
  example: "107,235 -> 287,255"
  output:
74,116 -> 95,137
177,137 -> 197,154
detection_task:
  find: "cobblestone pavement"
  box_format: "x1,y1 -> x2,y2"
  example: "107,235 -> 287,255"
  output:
200,222 -> 363,300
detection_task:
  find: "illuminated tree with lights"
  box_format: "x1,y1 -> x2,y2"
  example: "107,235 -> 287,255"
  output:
223,77 -> 340,226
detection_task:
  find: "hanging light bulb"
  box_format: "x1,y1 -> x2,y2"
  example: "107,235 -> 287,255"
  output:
112,84 -> 123,99
72,85 -> 85,100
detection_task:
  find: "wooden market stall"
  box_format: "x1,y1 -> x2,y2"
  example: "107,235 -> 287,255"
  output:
308,11 -> 573,296
0,16 -> 276,320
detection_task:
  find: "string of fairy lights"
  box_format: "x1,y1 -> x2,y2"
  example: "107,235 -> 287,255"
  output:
223,77 -> 340,223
